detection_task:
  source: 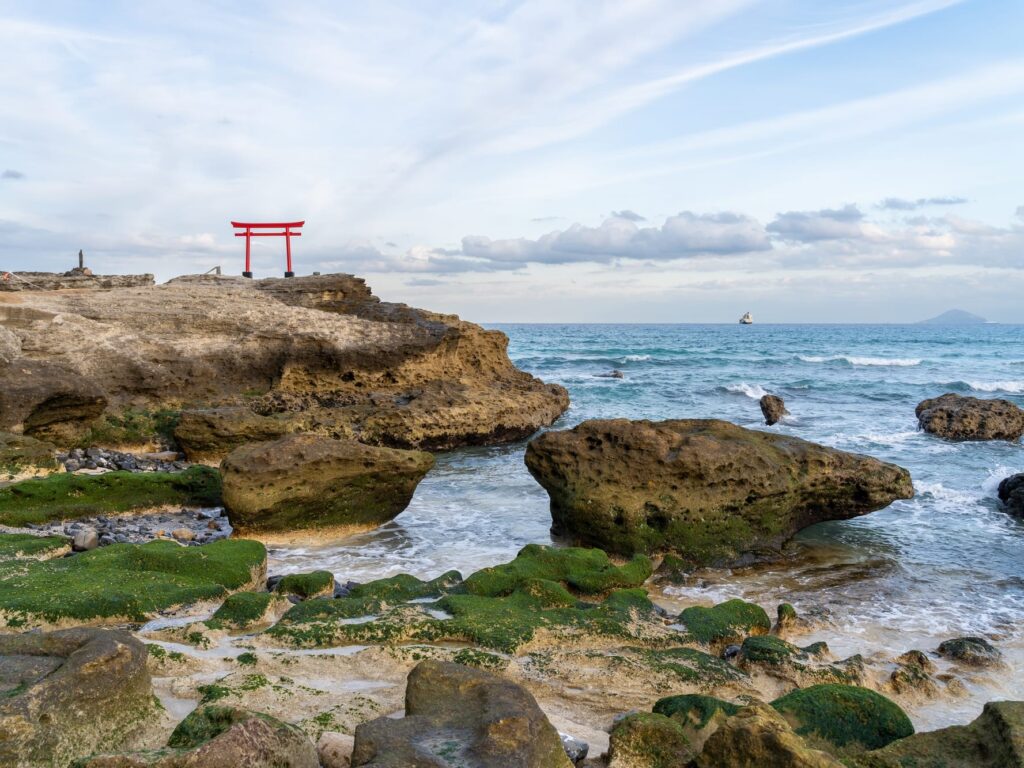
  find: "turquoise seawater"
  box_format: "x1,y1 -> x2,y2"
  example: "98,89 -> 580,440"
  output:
270,323 -> 1024,727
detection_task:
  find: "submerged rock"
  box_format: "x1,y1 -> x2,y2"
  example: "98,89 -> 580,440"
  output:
0,628 -> 155,768
936,636 -> 1003,667
760,394 -> 788,425
916,393 -> 1024,441
525,418 -> 913,565
998,473 -> 1024,516
220,434 -> 434,535
77,704 -> 319,767
351,659 -> 571,767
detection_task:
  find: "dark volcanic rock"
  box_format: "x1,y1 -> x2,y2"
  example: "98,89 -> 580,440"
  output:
0,628 -> 155,767
352,660 -> 571,768
525,418 -> 914,566
916,393 -> 1024,441
760,394 -> 788,426
998,473 -> 1024,516
76,704 -> 319,767
936,637 -> 1003,667
221,434 -> 434,535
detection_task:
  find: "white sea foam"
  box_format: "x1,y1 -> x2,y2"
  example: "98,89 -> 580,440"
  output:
799,355 -> 922,367
962,380 -> 1024,393
621,354 -> 651,362
724,382 -> 768,399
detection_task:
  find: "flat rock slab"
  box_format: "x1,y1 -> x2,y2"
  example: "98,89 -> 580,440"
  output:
525,418 -> 914,566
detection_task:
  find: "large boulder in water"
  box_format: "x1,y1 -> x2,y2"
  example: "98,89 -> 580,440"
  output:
915,393 -> 1024,441
0,628 -> 156,767
352,659 -> 571,767
222,434 -> 434,536
524,418 -> 913,566
77,705 -> 319,767
760,394 -> 788,426
998,473 -> 1024,516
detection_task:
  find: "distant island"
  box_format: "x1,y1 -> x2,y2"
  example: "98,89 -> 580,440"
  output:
918,309 -> 987,325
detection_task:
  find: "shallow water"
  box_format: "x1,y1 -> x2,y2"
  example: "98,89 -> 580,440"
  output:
268,323 -> 1024,728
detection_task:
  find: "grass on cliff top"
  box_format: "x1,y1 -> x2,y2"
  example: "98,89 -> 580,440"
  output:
463,543 -> 653,597
771,684 -> 914,753
0,537 -> 265,624
0,466 -> 222,526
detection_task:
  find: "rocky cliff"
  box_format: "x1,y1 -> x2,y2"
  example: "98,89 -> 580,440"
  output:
0,274 -> 569,454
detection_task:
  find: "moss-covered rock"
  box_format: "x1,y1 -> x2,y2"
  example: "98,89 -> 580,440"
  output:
221,434 -> 434,535
851,700 -> 1024,767
74,704 -> 319,767
770,684 -> 914,754
738,637 -> 862,686
525,418 -> 913,564
275,570 -> 335,599
0,466 -> 222,527
206,591 -> 289,631
888,650 -> 938,696
0,431 -> 59,481
463,544 -> 652,596
607,712 -> 695,768
635,647 -> 747,687
0,536 -> 266,627
0,628 -> 155,768
678,599 -> 771,647
653,693 -> 741,728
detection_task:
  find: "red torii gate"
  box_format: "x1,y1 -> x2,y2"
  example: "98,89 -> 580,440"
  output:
231,220 -> 305,278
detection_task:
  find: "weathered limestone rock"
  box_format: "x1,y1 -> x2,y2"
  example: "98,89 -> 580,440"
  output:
998,473 -> 1024,516
525,419 -> 913,565
0,274 -> 568,454
0,628 -> 155,767
694,704 -> 845,768
936,636 -> 1003,667
318,732 -> 355,768
76,705 -> 319,767
851,700 -> 1024,768
174,407 -> 304,463
0,359 -> 107,442
606,712 -> 695,767
221,434 -> 434,535
916,393 -> 1024,441
760,394 -> 788,426
351,660 -> 572,767
0,272 -> 154,292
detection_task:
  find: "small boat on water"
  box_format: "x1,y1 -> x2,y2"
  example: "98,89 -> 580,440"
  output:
739,311 -> 753,325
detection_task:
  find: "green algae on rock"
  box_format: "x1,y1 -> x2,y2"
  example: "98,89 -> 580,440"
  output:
0,466 -> 222,527
653,693 -> 741,728
678,599 -> 771,647
274,570 -> 335,599
462,543 -> 653,596
0,536 -> 265,627
607,712 -> 695,768
73,704 -> 319,767
850,700 -> 1024,768
525,418 -> 913,565
220,434 -> 434,535
206,591 -> 288,631
771,684 -> 914,753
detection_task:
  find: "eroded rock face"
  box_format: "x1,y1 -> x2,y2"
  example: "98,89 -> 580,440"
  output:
760,394 -> 788,426
998,473 -> 1024,516
525,419 -> 913,565
0,274 -> 568,452
221,434 -> 434,535
0,628 -> 155,767
352,660 -> 572,768
77,705 -> 320,768
916,393 -> 1024,441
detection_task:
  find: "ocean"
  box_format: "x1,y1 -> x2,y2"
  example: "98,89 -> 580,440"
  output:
268,323 -> 1024,728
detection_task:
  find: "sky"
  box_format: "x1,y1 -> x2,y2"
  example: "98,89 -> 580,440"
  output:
1,0 -> 1022,322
